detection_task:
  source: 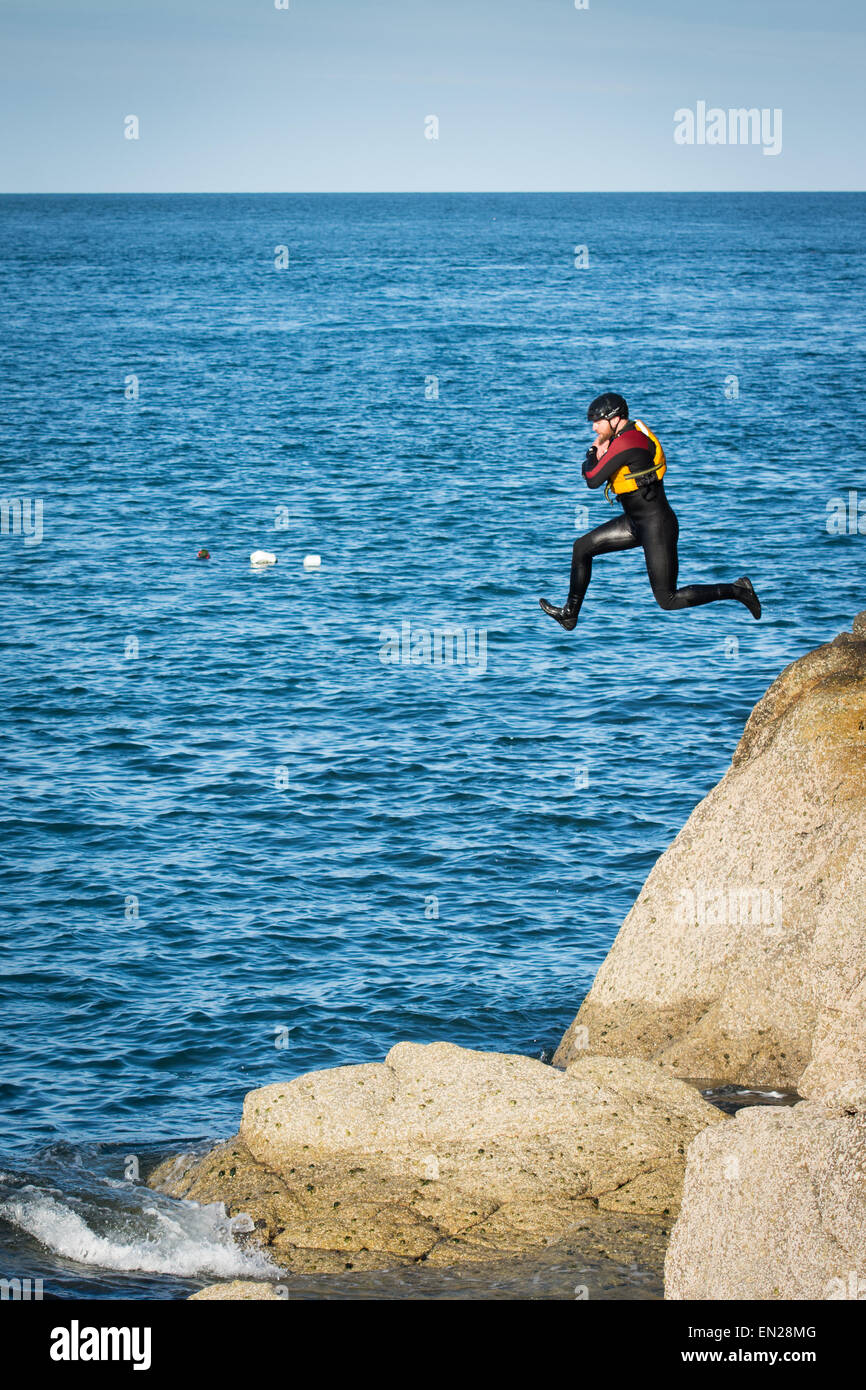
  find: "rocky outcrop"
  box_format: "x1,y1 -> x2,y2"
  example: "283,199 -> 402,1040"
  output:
664,1100 -> 866,1300
148,1041 -> 724,1273
158,617 -> 866,1300
555,616 -> 866,1090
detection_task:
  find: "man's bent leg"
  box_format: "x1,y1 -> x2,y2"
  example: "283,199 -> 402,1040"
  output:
540,516 -> 639,629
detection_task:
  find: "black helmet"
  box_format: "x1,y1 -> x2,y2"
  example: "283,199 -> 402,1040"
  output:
587,391 -> 628,422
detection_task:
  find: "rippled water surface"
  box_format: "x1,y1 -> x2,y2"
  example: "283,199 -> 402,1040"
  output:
1,193 -> 863,1297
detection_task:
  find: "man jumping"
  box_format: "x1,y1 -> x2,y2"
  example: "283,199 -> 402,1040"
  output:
539,391 -> 761,631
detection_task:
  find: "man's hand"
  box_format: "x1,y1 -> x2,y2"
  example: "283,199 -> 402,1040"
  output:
595,439 -> 609,459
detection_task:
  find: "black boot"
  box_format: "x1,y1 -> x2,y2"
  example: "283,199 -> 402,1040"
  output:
539,597 -> 579,631
733,576 -> 762,620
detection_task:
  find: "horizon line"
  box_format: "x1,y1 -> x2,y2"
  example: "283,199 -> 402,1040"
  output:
1,188 -> 864,196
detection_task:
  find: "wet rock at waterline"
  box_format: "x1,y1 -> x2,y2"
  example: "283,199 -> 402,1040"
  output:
147,1041 -> 724,1273
189,1280 -> 285,1301
187,1211 -> 673,1300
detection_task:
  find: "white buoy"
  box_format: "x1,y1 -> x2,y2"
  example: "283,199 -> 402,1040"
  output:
250,550 -> 277,567
303,554 -> 322,570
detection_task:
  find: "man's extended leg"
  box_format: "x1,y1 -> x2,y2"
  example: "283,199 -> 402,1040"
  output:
640,507 -> 761,616
539,515 -> 639,630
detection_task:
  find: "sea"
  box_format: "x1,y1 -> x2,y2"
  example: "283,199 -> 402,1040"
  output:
0,192 -> 863,1299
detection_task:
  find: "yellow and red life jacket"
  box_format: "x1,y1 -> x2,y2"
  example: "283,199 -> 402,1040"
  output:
605,419 -> 667,498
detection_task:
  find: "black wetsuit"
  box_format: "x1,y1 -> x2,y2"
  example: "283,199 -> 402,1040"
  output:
564,424 -> 751,619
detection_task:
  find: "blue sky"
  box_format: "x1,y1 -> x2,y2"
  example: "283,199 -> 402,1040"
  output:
0,0 -> 863,191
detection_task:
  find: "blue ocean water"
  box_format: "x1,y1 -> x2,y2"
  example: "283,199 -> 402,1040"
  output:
0,192 -> 863,1297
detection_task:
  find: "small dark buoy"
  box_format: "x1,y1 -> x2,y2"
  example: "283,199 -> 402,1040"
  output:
197,548 -> 210,560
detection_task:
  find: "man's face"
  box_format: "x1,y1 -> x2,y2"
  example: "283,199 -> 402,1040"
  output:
591,416 -> 618,445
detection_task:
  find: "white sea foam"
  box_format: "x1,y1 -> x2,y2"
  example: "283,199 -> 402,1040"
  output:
0,1190 -> 283,1279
